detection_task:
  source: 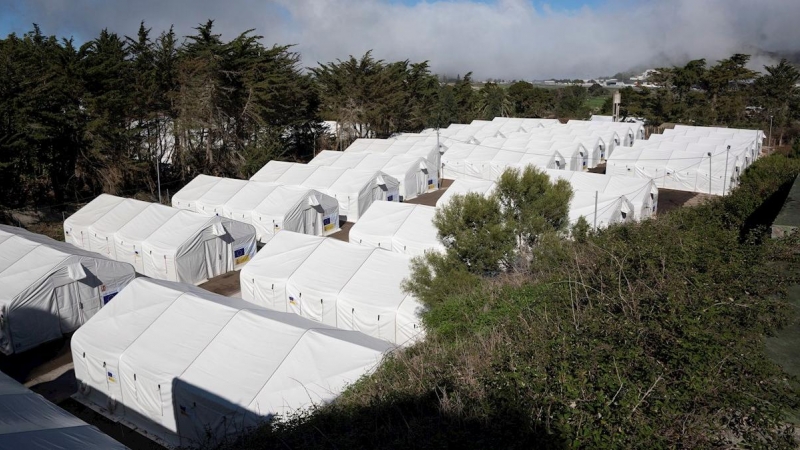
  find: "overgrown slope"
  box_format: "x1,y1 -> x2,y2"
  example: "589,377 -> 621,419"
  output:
230,154 -> 800,449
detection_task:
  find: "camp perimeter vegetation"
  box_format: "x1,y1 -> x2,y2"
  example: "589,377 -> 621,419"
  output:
229,150 -> 800,449
3,22 -> 800,450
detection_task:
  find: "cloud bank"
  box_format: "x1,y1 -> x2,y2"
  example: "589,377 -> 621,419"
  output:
4,0 -> 800,79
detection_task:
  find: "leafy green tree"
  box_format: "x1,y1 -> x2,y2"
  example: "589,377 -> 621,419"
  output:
755,59 -> 800,145
555,85 -> 588,118
478,82 -> 512,119
494,166 -> 572,248
507,81 -> 555,117
587,83 -> 607,97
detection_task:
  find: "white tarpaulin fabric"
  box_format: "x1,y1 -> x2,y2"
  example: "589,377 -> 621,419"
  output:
545,170 -> 658,219
250,162 -> 400,222
441,142 -> 568,181
568,191 -> 636,229
0,371 -> 127,449
606,140 -> 741,196
65,195 -> 257,284
0,225 -> 135,354
71,277 -> 392,449
170,174 -> 221,212
221,182 -> 340,244
436,179 -> 497,208
173,177 -> 340,244
240,231 -> 425,346
309,151 -> 437,201
344,139 -> 441,181
349,202 -> 444,257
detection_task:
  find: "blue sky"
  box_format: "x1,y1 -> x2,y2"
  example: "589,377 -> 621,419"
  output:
0,0 -> 797,79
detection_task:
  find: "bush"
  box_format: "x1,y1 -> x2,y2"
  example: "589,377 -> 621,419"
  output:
229,154 -> 800,450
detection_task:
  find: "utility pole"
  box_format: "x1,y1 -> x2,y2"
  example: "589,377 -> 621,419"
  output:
707,152 -> 712,195
722,145 -> 730,196
593,190 -> 598,231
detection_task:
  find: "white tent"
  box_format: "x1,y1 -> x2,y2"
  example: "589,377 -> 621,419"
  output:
240,231 -> 425,346
545,170 -> 659,219
606,144 -> 739,195
566,120 -> 642,146
309,150 -> 437,201
441,142 -> 567,181
344,139 -> 441,180
250,162 -> 400,222
435,179 -> 497,208
0,225 -> 135,355
187,177 -> 249,216
170,174 -> 222,211
222,181 -> 340,244
569,191 -> 635,229
436,178 -> 633,229
349,202 -> 443,257
67,195 -> 257,284
0,371 -> 127,449
71,277 -> 392,449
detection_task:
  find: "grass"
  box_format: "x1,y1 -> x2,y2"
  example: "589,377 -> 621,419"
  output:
226,154 -> 800,449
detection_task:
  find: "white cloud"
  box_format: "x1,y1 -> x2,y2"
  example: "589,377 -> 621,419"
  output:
7,0 -> 800,79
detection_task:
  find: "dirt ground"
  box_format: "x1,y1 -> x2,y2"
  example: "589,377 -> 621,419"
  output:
329,181 -> 454,244
329,221 -> 354,242
199,270 -> 242,297
656,189 -> 714,215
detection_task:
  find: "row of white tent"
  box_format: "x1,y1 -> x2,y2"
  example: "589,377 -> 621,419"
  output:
345,170 -> 658,259
72,277 -> 393,449
607,126 -> 764,196
64,194 -> 257,285
250,162 -> 401,222
0,224 -> 135,355
240,231 -> 425,346
0,370 -> 126,448
172,175 -> 341,243
308,150 -> 438,200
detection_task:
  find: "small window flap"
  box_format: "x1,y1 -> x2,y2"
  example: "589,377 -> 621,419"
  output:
308,195 -> 321,207
376,175 -> 386,186
67,263 -> 87,281
419,161 -> 428,173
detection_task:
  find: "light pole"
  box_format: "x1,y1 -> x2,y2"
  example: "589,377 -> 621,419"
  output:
156,147 -> 162,204
768,115 -> 773,148
722,145 -> 730,196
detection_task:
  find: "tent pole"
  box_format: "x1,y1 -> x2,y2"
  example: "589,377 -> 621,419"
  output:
708,152 -> 712,195
722,145 -> 730,196
594,190 -> 598,231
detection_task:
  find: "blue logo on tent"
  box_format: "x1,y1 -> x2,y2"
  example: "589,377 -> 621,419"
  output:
102,292 -> 118,304
388,195 -> 394,201
323,217 -> 331,225
234,248 -> 245,258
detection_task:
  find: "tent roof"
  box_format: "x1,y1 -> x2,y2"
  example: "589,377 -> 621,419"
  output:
143,210 -> 222,253
222,181 -> 283,215
171,174 -> 222,209
436,179 -> 497,208
64,194 -> 126,232
0,371 -> 126,449
193,178 -> 249,214
0,225 -> 130,304
349,202 -> 442,256
72,277 -> 392,423
114,202 -> 181,246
